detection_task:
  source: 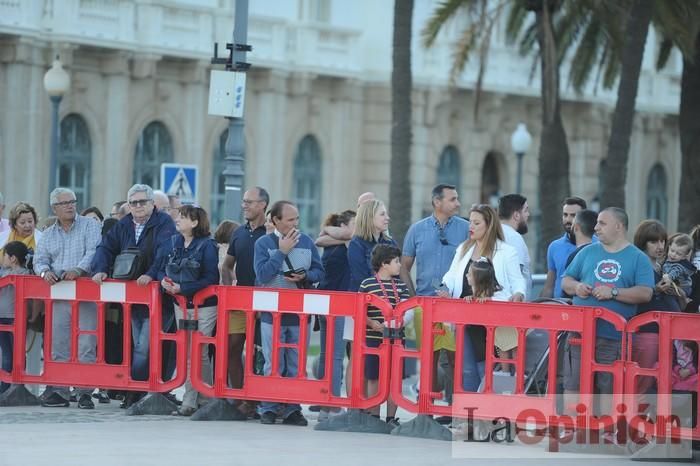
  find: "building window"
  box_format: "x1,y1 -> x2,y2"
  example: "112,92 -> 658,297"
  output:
293,135 -> 322,236
437,145 -> 461,191
133,121 -> 174,189
646,163 -> 668,224
58,114 -> 91,208
210,129 -> 246,225
480,151 -> 501,206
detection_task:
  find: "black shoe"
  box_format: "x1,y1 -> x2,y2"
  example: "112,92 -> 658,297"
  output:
93,391 -> 111,404
435,416 -> 452,425
120,391 -> 145,409
282,411 -> 308,426
386,417 -> 400,428
163,392 -> 181,406
42,393 -> 70,408
308,405 -> 322,412
260,411 -> 276,425
78,394 -> 95,410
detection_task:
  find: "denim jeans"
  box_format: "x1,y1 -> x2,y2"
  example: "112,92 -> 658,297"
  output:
462,327 -> 485,392
131,304 -> 177,382
259,321 -> 302,418
318,316 -> 345,397
0,317 -> 13,393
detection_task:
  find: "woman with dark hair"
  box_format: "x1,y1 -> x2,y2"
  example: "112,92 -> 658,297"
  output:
81,206 -> 104,223
632,219 -> 682,394
441,204 -> 525,391
159,205 -> 219,416
317,209 -> 355,419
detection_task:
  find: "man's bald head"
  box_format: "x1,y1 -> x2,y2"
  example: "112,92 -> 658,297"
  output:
153,190 -> 169,211
357,192 -> 376,208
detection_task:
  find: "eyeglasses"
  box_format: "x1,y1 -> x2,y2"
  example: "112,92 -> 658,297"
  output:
242,199 -> 262,206
128,199 -> 151,207
52,199 -> 77,207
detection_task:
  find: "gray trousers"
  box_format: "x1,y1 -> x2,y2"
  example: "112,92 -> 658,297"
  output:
48,300 -> 97,399
175,305 -> 217,409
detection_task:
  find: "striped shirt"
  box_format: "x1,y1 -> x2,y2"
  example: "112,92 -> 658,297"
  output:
359,276 -> 410,340
134,218 -> 148,243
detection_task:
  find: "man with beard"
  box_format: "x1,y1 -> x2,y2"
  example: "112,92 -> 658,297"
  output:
540,196 -> 587,299
498,194 -> 532,299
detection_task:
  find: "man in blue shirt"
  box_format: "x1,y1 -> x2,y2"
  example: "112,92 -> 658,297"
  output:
400,184 -> 468,420
562,207 -> 654,399
540,196 -> 588,299
254,200 -> 324,427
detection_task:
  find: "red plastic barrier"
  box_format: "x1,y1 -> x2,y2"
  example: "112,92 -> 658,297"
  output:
390,297 -> 627,429
0,275 -> 186,393
625,312 -> 700,441
188,285 -> 395,410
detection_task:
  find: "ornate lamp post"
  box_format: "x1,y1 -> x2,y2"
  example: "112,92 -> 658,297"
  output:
510,123 -> 532,195
43,56 -> 71,199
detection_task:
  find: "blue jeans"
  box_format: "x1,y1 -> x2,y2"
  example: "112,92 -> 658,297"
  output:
131,304 -> 177,382
462,327 -> 485,392
259,322 -> 302,418
318,316 -> 345,397
0,318 -> 13,393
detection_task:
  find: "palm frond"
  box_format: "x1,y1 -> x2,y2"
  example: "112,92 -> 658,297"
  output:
568,15 -> 602,93
656,37 -> 673,70
422,0 -> 471,48
505,0 -> 528,45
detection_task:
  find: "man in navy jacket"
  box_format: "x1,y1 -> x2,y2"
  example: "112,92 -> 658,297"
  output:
91,184 -> 176,406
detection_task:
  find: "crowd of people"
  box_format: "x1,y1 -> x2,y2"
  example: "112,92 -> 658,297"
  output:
0,183 -> 697,432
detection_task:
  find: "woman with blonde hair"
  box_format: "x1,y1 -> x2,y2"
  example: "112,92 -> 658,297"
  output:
441,204 -> 525,391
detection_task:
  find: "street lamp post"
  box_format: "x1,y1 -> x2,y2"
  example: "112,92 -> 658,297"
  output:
510,123 -> 532,195
43,56 -> 70,202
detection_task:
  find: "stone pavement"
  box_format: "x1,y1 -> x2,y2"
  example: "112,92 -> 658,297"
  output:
1,399 -> 692,466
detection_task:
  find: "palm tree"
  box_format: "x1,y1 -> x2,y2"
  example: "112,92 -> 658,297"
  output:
598,0 -> 653,209
677,31 -> 700,232
423,0 -> 572,266
390,0 -> 414,248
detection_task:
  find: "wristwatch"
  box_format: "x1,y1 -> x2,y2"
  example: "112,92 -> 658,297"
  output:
611,287 -> 619,300
40,270 -> 47,279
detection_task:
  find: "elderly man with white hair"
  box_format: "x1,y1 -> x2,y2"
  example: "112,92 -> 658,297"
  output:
33,188 -> 102,409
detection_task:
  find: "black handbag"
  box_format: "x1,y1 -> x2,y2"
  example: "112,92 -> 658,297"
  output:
165,238 -> 207,284
111,228 -> 155,280
284,256 -> 313,289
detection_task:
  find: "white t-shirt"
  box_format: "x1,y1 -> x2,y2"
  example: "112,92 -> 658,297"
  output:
501,223 -> 532,299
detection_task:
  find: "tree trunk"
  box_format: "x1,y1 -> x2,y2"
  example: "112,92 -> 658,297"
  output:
599,0 -> 653,210
390,0 -> 414,248
677,31 -> 700,232
535,2 -> 571,270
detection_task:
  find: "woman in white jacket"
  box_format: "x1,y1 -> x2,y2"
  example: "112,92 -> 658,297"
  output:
440,204 -> 526,391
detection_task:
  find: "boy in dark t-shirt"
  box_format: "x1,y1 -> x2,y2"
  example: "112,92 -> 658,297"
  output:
359,244 -> 412,427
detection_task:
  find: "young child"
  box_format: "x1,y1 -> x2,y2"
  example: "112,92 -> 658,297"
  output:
0,241 -> 31,393
662,233 -> 696,296
359,244 -> 411,427
672,340 -> 698,392
465,258 -> 519,373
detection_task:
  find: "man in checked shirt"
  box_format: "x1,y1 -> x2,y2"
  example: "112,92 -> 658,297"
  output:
33,187 -> 102,409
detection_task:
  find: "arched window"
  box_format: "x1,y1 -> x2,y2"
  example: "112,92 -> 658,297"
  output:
437,145 -> 461,190
133,121 -> 173,188
480,151 -> 501,206
293,135 -> 322,235
58,114 -> 91,207
646,163 -> 668,224
210,129 -> 247,225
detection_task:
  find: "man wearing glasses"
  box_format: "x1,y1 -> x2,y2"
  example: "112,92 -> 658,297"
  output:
399,184 -> 469,422
90,184 -> 176,408
33,188 -> 102,409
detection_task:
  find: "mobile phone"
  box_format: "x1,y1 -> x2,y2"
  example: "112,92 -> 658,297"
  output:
284,268 -> 305,277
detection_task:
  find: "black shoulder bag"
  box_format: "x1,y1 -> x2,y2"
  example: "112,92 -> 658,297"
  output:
111,227 -> 156,280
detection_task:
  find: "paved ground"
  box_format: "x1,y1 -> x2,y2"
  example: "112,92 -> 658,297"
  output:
1,397 -> 696,466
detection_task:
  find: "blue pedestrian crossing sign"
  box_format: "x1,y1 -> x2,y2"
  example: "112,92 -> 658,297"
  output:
161,163 -> 198,204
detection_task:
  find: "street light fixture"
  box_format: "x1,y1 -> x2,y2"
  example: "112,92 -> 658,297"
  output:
43,55 -> 71,200
510,122 -> 532,195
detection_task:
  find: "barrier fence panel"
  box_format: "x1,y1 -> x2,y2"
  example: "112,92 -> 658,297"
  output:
0,275 -> 187,393
189,285 -> 395,410
390,297 -> 628,432
625,312 -> 700,442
